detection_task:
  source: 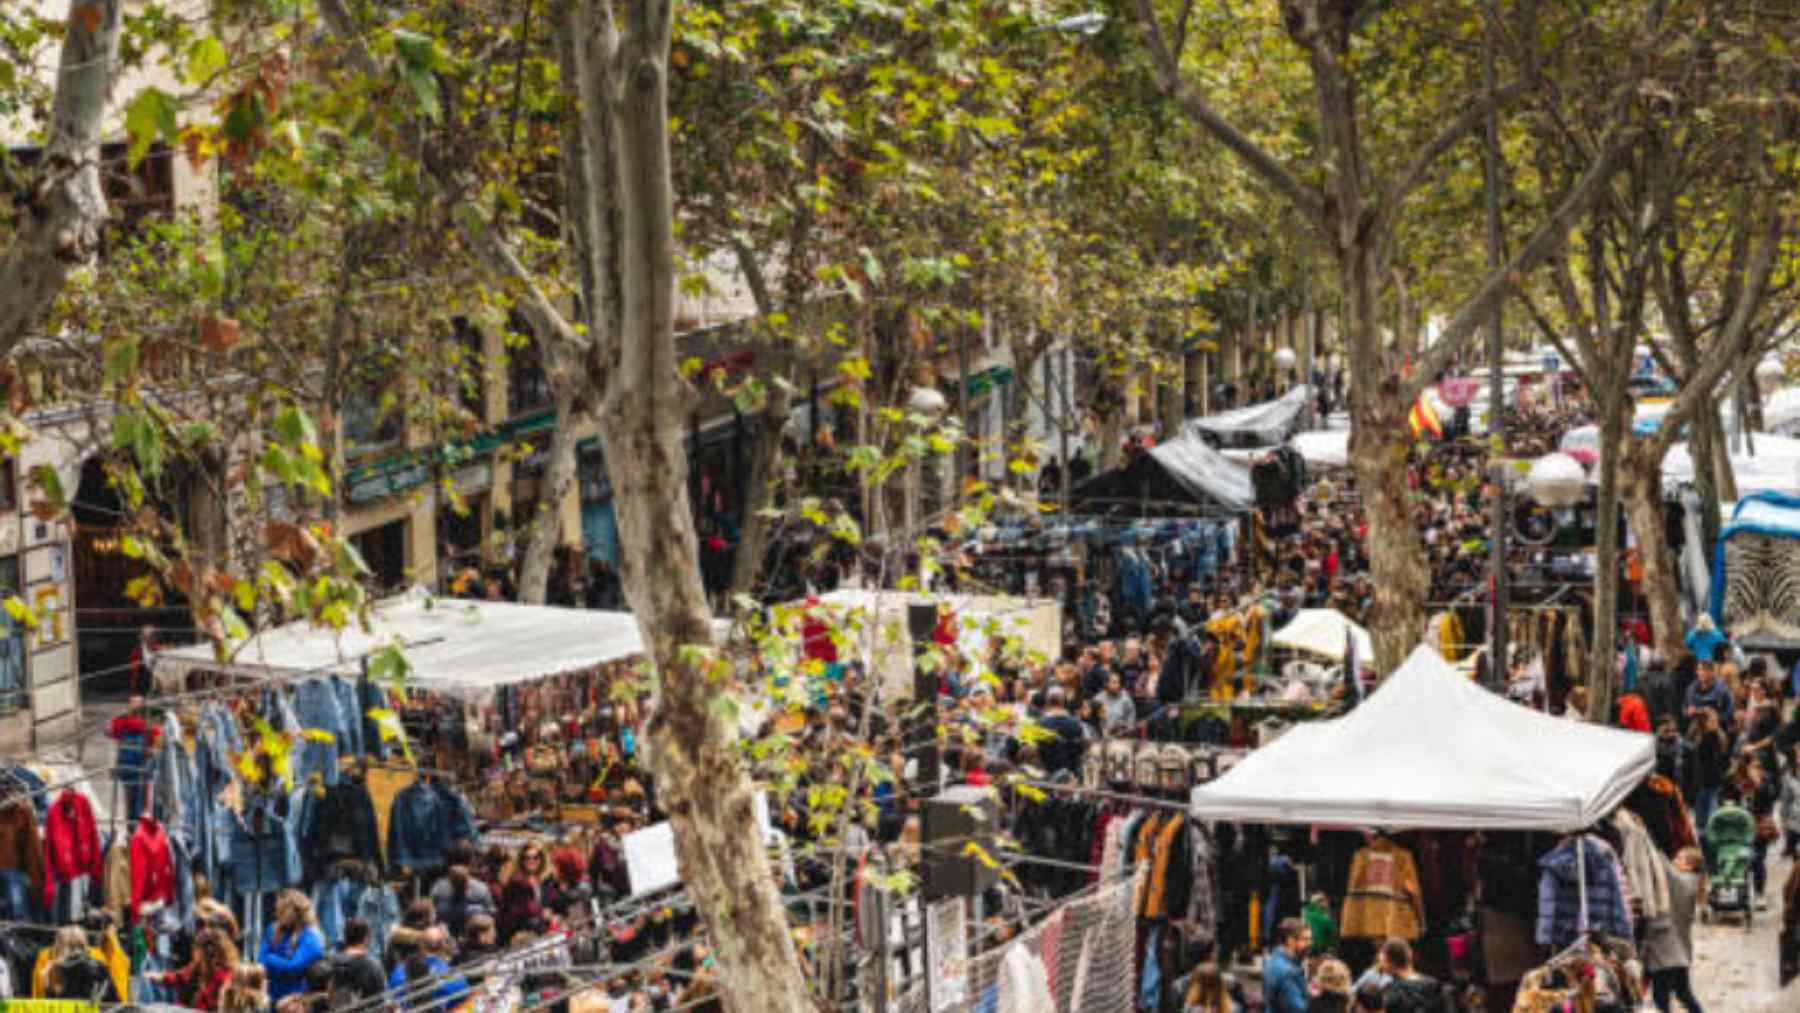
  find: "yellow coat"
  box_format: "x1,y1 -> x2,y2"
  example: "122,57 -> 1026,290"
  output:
31,931 -> 128,1001
1340,837 -> 1425,941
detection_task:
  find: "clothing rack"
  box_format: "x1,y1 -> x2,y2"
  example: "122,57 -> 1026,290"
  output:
1014,778 -> 1190,813
143,634 -> 451,711
0,765 -> 118,807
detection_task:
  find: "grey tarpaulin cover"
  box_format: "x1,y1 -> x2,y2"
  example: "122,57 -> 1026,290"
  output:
1187,385 -> 1311,445
1070,428 -> 1255,516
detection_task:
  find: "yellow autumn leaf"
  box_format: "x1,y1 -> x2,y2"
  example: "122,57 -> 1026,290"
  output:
367,708 -> 415,764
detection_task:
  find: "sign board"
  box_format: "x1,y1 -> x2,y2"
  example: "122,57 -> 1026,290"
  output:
622,821 -> 680,898
926,897 -> 968,1012
624,794 -> 779,897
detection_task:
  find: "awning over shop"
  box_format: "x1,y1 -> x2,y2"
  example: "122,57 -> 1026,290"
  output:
152,589 -> 728,700
1186,385 -> 1312,445
1269,609 -> 1372,664
1190,646 -> 1654,831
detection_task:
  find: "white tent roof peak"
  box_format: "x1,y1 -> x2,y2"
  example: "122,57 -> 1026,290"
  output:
1190,645 -> 1654,831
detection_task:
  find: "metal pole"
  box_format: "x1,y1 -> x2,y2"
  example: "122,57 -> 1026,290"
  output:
1058,345 -> 1073,510
1480,0 -> 1509,690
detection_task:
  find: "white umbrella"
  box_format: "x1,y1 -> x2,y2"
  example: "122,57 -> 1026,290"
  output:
1270,608 -> 1374,664
1525,452 -> 1588,507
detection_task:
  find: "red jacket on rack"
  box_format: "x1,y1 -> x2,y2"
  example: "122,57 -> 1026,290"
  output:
44,788 -> 103,909
129,816 -> 175,919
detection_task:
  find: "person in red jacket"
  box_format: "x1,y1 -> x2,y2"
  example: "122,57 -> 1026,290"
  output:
149,928 -> 238,1010
106,697 -> 160,820
43,788 -> 103,913
129,815 -> 175,919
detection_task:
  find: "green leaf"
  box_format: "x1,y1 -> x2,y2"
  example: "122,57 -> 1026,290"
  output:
368,642 -> 411,689
104,339 -> 139,388
185,36 -> 227,85
271,405 -> 317,448
391,30 -> 448,72
402,66 -> 441,121
26,465 -> 66,517
123,88 -> 181,169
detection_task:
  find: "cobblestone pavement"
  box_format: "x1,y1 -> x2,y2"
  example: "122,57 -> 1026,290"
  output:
1690,849 -> 1791,1011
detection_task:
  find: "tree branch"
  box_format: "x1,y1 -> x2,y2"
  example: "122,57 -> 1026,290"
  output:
1133,0 -> 1327,229
1371,76 -> 1535,237
1402,125 -> 1634,402
1646,208 -> 1786,461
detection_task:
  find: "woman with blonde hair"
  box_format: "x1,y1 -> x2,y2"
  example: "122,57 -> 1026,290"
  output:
41,925 -> 114,1001
258,890 -> 324,1003
151,927 -> 239,1010
219,964 -> 271,1013
1182,961 -> 1238,1012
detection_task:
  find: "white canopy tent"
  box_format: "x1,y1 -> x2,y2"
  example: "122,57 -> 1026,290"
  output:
1663,433 -> 1800,497
1763,387 -> 1800,436
1287,430 -> 1349,471
152,588 -> 725,700
1268,609 -> 1371,664
1189,646 -> 1654,831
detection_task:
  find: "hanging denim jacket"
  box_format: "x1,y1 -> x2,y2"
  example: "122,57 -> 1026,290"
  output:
328,675 -> 363,759
290,679 -> 343,787
195,705 -> 242,884
385,781 -> 477,873
150,713 -> 199,846
228,791 -> 300,896
168,831 -> 195,928
0,869 -> 37,922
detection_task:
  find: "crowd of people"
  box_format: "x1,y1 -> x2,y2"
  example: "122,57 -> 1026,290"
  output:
93,836 -> 728,1013
38,375 -> 1800,1013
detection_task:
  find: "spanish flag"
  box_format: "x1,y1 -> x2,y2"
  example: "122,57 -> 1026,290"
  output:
1408,393 -> 1443,440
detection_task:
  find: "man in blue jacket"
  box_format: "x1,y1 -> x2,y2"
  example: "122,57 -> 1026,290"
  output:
1263,917 -> 1312,1013
1684,660 -> 1734,730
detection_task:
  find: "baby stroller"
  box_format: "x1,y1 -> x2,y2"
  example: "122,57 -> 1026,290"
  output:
1703,804 -> 1757,927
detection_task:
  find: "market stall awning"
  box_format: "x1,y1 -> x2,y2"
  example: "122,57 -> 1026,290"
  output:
1287,429 -> 1348,471
1186,386 -> 1311,445
152,589 -> 728,699
1268,609 -> 1372,664
1663,432 -> 1800,497
1189,646 -> 1654,831
1069,430 -> 1254,516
